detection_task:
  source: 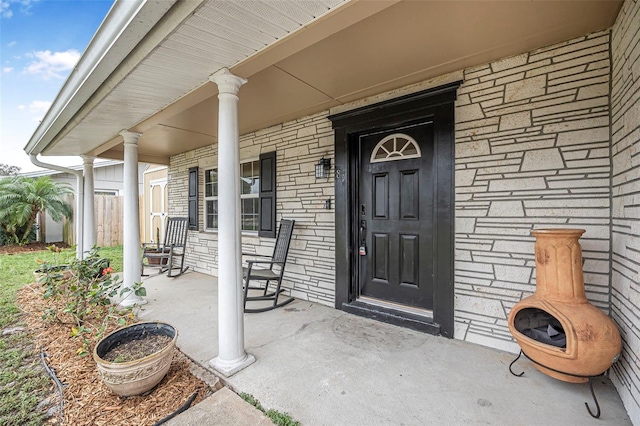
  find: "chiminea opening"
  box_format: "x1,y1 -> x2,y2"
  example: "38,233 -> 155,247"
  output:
513,308 -> 566,349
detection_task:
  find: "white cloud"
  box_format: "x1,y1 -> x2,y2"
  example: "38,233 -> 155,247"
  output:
23,49 -> 80,79
7,40 -> 16,47
27,100 -> 52,115
17,100 -> 51,122
1,1 -> 12,18
2,66 -> 13,73
1,0 -> 39,19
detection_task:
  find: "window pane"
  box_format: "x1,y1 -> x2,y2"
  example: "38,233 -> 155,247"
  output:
240,161 -> 252,195
206,162 -> 260,231
241,176 -> 252,195
212,170 -> 218,197
241,162 -> 251,179
241,198 -> 258,231
206,200 -> 213,229
239,161 -> 260,195
241,198 -> 250,231
206,200 -> 218,229
400,138 -> 418,156
251,160 -> 260,195
250,177 -> 259,194
205,170 -> 211,197
252,198 -> 259,231
205,169 -> 218,197
241,162 -> 248,196
205,169 -> 214,184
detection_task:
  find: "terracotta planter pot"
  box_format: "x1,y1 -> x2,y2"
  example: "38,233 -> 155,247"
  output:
93,322 -> 177,396
144,249 -> 169,266
508,229 -> 622,383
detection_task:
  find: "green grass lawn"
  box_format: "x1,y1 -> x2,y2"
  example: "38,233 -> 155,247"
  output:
0,245 -> 123,425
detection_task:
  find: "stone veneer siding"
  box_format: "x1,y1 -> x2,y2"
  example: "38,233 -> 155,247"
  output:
169,113 -> 336,306
610,0 -> 640,422
453,30 -> 612,352
169,31 -> 616,351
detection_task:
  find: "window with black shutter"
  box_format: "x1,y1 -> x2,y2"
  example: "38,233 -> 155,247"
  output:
204,160 -> 260,232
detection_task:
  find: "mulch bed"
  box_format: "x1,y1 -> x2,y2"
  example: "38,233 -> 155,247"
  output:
0,242 -> 70,255
16,284 -> 213,425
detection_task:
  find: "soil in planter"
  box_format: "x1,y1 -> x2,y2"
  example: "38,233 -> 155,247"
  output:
102,334 -> 173,363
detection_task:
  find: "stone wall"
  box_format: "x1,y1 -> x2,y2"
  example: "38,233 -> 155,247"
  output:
610,0 -> 640,422
169,30 -> 615,350
169,112 -> 336,306
453,30 -> 612,352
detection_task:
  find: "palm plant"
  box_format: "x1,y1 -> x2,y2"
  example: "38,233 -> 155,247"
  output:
0,176 -> 73,245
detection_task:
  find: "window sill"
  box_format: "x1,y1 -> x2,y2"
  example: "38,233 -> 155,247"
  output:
201,229 -> 259,237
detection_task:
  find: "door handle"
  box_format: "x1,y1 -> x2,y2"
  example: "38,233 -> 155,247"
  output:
359,219 -> 367,256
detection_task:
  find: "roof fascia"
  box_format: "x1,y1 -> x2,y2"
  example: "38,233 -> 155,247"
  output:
24,0 -> 177,156
19,159 -> 125,177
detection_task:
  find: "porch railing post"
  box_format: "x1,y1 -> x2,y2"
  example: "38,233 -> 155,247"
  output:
81,155 -> 96,255
119,131 -> 147,307
208,68 -> 255,376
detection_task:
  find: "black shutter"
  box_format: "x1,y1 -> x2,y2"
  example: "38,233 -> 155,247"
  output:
188,166 -> 198,230
259,151 -> 276,238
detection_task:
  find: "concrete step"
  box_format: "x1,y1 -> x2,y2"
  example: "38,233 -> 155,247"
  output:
165,387 -> 273,426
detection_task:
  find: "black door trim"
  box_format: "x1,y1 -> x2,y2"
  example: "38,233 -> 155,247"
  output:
329,81 -> 460,338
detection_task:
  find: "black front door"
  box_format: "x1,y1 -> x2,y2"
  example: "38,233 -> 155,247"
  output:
358,122 -> 434,310
330,81 -> 459,337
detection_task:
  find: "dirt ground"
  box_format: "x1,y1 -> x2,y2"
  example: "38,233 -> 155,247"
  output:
13,256 -> 217,425
0,241 -> 70,255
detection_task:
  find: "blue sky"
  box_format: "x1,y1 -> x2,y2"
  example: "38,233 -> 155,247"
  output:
1,0 -> 114,172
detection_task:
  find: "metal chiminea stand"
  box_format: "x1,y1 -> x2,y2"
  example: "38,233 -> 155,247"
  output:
507,229 -> 622,419
509,350 -> 608,418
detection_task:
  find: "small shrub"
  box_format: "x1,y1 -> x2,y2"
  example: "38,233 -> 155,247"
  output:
37,245 -> 145,356
0,224 -> 36,247
265,409 -> 302,426
239,392 -> 300,426
239,392 -> 264,411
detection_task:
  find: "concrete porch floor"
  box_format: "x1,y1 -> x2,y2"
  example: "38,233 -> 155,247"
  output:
137,271 -> 631,425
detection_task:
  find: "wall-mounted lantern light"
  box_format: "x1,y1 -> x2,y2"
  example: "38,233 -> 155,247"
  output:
315,157 -> 331,179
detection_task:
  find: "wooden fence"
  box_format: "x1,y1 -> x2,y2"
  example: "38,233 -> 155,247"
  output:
63,195 -> 144,247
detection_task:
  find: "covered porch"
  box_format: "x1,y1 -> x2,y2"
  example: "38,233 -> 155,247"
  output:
138,271 -> 630,425
23,0 -> 640,422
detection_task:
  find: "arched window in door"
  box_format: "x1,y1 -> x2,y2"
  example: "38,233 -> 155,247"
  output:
370,133 -> 422,163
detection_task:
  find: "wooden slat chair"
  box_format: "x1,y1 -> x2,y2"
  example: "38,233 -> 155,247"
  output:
242,219 -> 295,313
141,217 -> 189,278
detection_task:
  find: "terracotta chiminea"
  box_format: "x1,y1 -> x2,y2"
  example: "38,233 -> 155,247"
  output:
508,229 -> 621,383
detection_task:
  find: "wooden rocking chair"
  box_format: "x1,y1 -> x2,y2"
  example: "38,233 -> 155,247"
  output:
242,219 -> 295,313
141,217 -> 189,278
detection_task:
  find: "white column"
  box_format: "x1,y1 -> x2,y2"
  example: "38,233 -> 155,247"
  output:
75,175 -> 85,260
81,155 -> 96,255
208,68 -> 255,376
119,131 -> 147,307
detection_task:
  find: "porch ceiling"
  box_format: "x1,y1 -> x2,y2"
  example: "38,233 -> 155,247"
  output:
38,0 -> 622,164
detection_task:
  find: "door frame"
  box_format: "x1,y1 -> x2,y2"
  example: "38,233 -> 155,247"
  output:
328,81 -> 460,337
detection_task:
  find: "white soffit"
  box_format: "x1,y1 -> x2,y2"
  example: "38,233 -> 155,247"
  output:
49,0 -> 346,155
